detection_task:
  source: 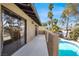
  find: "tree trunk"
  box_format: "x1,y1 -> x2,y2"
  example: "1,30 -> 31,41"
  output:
51,18 -> 53,28
65,17 -> 69,37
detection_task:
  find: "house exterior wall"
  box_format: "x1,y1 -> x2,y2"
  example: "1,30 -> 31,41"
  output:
0,3 -> 39,55
27,20 -> 36,42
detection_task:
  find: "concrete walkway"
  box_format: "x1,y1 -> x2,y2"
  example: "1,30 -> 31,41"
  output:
12,35 -> 48,56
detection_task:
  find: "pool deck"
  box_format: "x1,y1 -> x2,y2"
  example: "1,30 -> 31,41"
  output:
12,35 -> 48,56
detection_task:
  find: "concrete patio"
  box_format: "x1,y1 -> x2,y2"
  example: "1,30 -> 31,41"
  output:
12,35 -> 48,56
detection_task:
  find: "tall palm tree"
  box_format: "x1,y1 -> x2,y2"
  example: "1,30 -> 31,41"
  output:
49,3 -> 54,11
53,18 -> 58,24
61,8 -> 70,37
48,3 -> 54,28
66,3 -> 79,23
61,3 -> 79,37
48,11 -> 53,20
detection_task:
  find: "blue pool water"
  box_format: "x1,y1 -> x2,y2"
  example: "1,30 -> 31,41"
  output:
58,50 -> 78,56
58,38 -> 79,56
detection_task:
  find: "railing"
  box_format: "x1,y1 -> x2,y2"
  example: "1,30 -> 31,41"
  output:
38,27 -> 59,56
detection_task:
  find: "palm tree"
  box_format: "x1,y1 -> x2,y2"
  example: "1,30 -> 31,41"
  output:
48,11 -> 53,20
53,18 -> 58,24
49,3 -> 54,11
48,20 -> 51,25
61,8 -> 70,37
66,3 -> 79,23
61,3 -> 79,37
48,3 -> 54,28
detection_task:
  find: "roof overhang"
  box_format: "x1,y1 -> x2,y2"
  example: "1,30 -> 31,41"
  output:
15,3 -> 41,26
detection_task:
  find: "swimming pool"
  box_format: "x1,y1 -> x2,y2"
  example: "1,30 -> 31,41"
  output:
58,38 -> 79,56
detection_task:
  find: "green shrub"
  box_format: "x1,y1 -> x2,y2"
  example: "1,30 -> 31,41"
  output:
69,27 -> 79,41
50,24 -> 59,33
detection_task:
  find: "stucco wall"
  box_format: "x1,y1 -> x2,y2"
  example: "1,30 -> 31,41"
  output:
0,3 -> 41,56
1,4 -> 39,43
27,20 -> 36,42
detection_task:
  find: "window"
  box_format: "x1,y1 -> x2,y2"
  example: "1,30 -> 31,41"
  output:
1,8 -> 26,56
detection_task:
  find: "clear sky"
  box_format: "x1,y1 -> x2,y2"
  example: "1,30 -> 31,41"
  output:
34,3 -> 66,23
34,3 -> 76,28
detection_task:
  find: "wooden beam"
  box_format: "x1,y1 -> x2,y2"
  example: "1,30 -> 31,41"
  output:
28,14 -> 36,17
16,3 -> 31,7
23,9 -> 34,14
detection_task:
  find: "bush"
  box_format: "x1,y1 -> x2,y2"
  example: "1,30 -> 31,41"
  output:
50,24 -> 59,33
69,27 -> 79,41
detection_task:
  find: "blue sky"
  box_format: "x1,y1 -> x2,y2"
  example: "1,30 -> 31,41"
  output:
34,3 -> 77,29
34,3 -> 66,23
